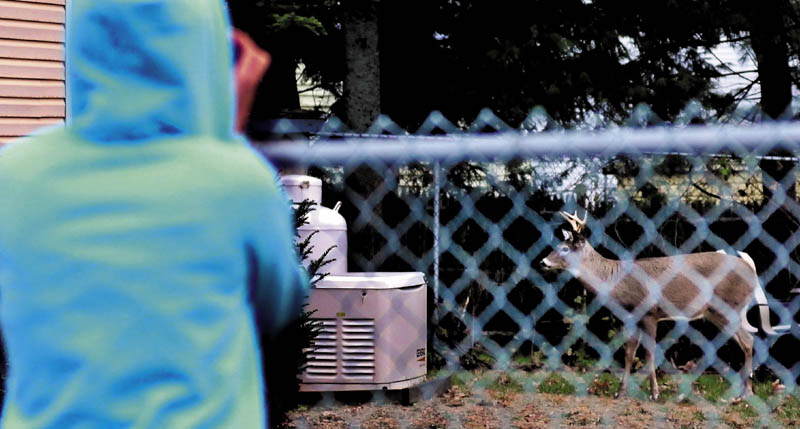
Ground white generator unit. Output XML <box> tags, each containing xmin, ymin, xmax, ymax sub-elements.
<box><xmin>300</xmin><ymin>272</ymin><xmax>428</xmax><ymax>392</ymax></box>
<box><xmin>279</xmin><ymin>174</ymin><xmax>428</xmax><ymax>392</ymax></box>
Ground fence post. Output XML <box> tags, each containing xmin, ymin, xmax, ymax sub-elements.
<box><xmin>433</xmin><ymin>161</ymin><xmax>441</xmax><ymax>312</ymax></box>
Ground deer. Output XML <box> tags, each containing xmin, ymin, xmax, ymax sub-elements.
<box><xmin>539</xmin><ymin>211</ymin><xmax>757</xmax><ymax>400</ymax></box>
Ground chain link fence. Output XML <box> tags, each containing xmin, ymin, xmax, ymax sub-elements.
<box><xmin>258</xmin><ymin>106</ymin><xmax>800</xmax><ymax>427</ymax></box>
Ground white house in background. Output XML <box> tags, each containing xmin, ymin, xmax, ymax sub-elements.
<box><xmin>707</xmin><ymin>43</ymin><xmax>760</xmax><ymax>108</ymax></box>
<box><xmin>0</xmin><ymin>0</ymin><xmax>66</xmax><ymax>144</ymax></box>
<box><xmin>296</xmin><ymin>63</ymin><xmax>334</xmax><ymax>113</ymax></box>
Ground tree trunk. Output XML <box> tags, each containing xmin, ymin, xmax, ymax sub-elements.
<box><xmin>749</xmin><ymin>3</ymin><xmax>793</xmax><ymax>119</ymax></box>
<box><xmin>342</xmin><ymin>0</ymin><xmax>381</xmax><ymax>132</ymax></box>
<box><xmin>341</xmin><ymin>1</ymin><xmax>384</xmax><ymax>271</ymax></box>
<box><xmin>748</xmin><ymin>0</ymin><xmax>796</xmax><ymax>202</ymax></box>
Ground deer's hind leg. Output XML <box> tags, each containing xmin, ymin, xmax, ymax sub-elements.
<box><xmin>731</xmin><ymin>326</ymin><xmax>754</xmax><ymax>397</ymax></box>
<box><xmin>705</xmin><ymin>308</ymin><xmax>754</xmax><ymax>398</ymax></box>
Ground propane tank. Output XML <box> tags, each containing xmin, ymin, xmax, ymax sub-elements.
<box><xmin>279</xmin><ymin>175</ymin><xmax>348</xmax><ymax>274</ymax></box>
<box><xmin>280</xmin><ymin>174</ymin><xmax>322</xmax><ymax>205</ymax></box>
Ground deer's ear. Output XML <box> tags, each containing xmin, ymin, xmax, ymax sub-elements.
<box><xmin>561</xmin><ymin>230</ymin><xmax>573</xmax><ymax>241</ymax></box>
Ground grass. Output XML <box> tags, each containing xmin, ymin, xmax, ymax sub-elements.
<box><xmin>728</xmin><ymin>382</ymin><xmax>800</xmax><ymax>426</ymax></box>
<box><xmin>488</xmin><ymin>373</ymin><xmax>524</xmax><ymax>393</ymax></box>
<box><xmin>511</xmin><ymin>350</ymin><xmax>546</xmax><ymax>370</ymax></box>
<box><xmin>570</xmin><ymin>346</ymin><xmax>598</xmax><ymax>372</ymax></box>
<box><xmin>587</xmin><ymin>372</ymin><xmax>621</xmax><ymax>397</ymax></box>
<box><xmin>728</xmin><ymin>400</ymin><xmax>758</xmax><ymax>420</ymax></box>
<box><xmin>775</xmin><ymin>394</ymin><xmax>800</xmax><ymax>425</ymax></box>
<box><xmin>427</xmin><ymin>369</ymin><xmax>475</xmax><ymax>389</ymax></box>
<box><xmin>483</xmin><ymin>372</ymin><xmax>524</xmax><ymax>404</ymax></box>
<box><xmin>472</xmin><ymin>371</ymin><xmax>524</xmax><ymax>392</ymax></box>
<box><xmin>451</xmin><ymin>371</ymin><xmax>475</xmax><ymax>388</ymax></box>
<box><xmin>425</xmin><ymin>368</ymin><xmax>800</xmax><ymax>426</ymax></box>
<box><xmin>630</xmin><ymin>375</ymin><xmax>679</xmax><ymax>402</ymax></box>
<box><xmin>537</xmin><ymin>372</ymin><xmax>576</xmax><ymax>395</ymax></box>
<box><xmin>511</xmin><ymin>353</ymin><xmax>534</xmax><ymax>366</ymax></box>
<box><xmin>753</xmin><ymin>379</ymin><xmax>774</xmax><ymax>400</ymax></box>
<box><xmin>475</xmin><ymin>352</ymin><xmax>495</xmax><ymax>366</ymax></box>
<box><xmin>692</xmin><ymin>374</ymin><xmax>730</xmax><ymax>402</ymax></box>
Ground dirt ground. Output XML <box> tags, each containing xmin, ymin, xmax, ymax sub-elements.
<box><xmin>282</xmin><ymin>371</ymin><xmax>800</xmax><ymax>428</ymax></box>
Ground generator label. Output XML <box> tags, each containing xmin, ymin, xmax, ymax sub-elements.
<box><xmin>416</xmin><ymin>347</ymin><xmax>426</xmax><ymax>362</ymax></box>
<box><xmin>336</xmin><ymin>312</ymin><xmax>345</xmax><ymax>317</ymax></box>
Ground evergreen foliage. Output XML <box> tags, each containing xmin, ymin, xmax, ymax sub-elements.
<box><xmin>262</xmin><ymin>200</ymin><xmax>333</xmax><ymax>428</ymax></box>
<box><xmin>227</xmin><ymin>1</ymin><xmax>800</xmax><ymax>128</ymax></box>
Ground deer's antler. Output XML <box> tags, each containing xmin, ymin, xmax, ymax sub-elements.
<box><xmin>560</xmin><ymin>210</ymin><xmax>587</xmax><ymax>234</ymax></box>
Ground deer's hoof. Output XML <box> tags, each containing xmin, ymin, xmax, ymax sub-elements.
<box><xmin>650</xmin><ymin>392</ymin><xmax>659</xmax><ymax>401</ymax></box>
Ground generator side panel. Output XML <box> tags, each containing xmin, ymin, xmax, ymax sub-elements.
<box><xmin>301</xmin><ymin>284</ymin><xmax>427</xmax><ymax>389</ymax></box>
<box><xmin>373</xmin><ymin>285</ymin><xmax>427</xmax><ymax>384</ymax></box>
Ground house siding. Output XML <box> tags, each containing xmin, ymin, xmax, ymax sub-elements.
<box><xmin>0</xmin><ymin>0</ymin><xmax>66</xmax><ymax>144</ymax></box>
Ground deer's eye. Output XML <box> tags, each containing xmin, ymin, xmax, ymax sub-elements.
<box><xmin>559</xmin><ymin>246</ymin><xmax>569</xmax><ymax>254</ymax></box>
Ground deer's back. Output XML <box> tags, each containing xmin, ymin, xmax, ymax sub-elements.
<box><xmin>609</xmin><ymin>252</ymin><xmax>755</xmax><ymax>318</ymax></box>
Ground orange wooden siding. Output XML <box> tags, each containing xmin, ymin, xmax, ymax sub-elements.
<box><xmin>0</xmin><ymin>0</ymin><xmax>65</xmax><ymax>142</ymax></box>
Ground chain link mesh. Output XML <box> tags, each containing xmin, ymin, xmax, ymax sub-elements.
<box><xmin>260</xmin><ymin>107</ymin><xmax>800</xmax><ymax>427</ymax></box>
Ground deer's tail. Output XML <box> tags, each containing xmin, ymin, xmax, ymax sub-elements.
<box><xmin>737</xmin><ymin>251</ymin><xmax>763</xmax><ymax>333</ymax></box>
<box><xmin>717</xmin><ymin>250</ymin><xmax>761</xmax><ymax>333</ymax></box>
<box><xmin>735</xmin><ymin>251</ymin><xmax>757</xmax><ymax>276</ymax></box>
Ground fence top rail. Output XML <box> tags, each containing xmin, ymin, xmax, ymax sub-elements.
<box><xmin>255</xmin><ymin>121</ymin><xmax>800</xmax><ymax>165</ymax></box>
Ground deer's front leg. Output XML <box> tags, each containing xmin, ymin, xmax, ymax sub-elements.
<box><xmin>640</xmin><ymin>316</ymin><xmax>659</xmax><ymax>401</ymax></box>
<box><xmin>617</xmin><ymin>334</ymin><xmax>639</xmax><ymax>398</ymax></box>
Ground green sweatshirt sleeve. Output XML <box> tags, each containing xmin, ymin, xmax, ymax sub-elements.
<box><xmin>246</xmin><ymin>168</ymin><xmax>309</xmax><ymax>336</ymax></box>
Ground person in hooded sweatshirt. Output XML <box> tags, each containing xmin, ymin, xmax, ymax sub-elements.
<box><xmin>0</xmin><ymin>0</ymin><xmax>307</xmax><ymax>428</ymax></box>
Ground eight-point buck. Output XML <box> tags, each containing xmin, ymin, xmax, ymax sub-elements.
<box><xmin>540</xmin><ymin>211</ymin><xmax>760</xmax><ymax>400</ymax></box>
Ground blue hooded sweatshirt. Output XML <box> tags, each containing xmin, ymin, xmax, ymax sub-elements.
<box><xmin>0</xmin><ymin>1</ymin><xmax>307</xmax><ymax>427</ymax></box>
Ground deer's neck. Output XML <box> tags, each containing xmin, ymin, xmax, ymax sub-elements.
<box><xmin>574</xmin><ymin>246</ymin><xmax>620</xmax><ymax>295</ymax></box>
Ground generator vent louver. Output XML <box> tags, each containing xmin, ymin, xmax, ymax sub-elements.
<box><xmin>304</xmin><ymin>318</ymin><xmax>375</xmax><ymax>380</ymax></box>
<box><xmin>341</xmin><ymin>319</ymin><xmax>375</xmax><ymax>379</ymax></box>
<box><xmin>305</xmin><ymin>318</ymin><xmax>338</xmax><ymax>377</ymax></box>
